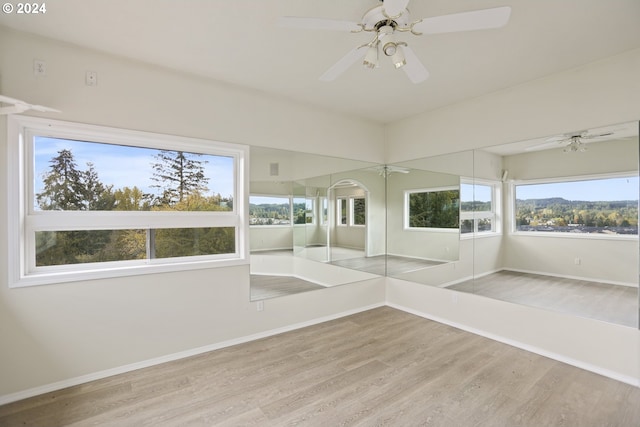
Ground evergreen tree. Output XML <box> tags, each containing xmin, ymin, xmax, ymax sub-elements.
<box><xmin>150</xmin><ymin>150</ymin><xmax>209</xmax><ymax>206</ymax></box>
<box><xmin>84</xmin><ymin>162</ymin><xmax>115</xmax><ymax>210</ymax></box>
<box><xmin>36</xmin><ymin>149</ymin><xmax>85</xmax><ymax>210</ymax></box>
<box><xmin>35</xmin><ymin>149</ymin><xmax>115</xmax><ymax>266</ymax></box>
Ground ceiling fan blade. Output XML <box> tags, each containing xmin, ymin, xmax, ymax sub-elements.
<box><xmin>31</xmin><ymin>104</ymin><xmax>62</xmax><ymax>113</ymax></box>
<box><xmin>525</xmin><ymin>141</ymin><xmax>564</xmax><ymax>152</ymax></box>
<box><xmin>278</xmin><ymin>16</ymin><xmax>361</xmax><ymax>32</ymax></box>
<box><xmin>401</xmin><ymin>46</ymin><xmax>429</xmax><ymax>84</ymax></box>
<box><xmin>582</xmin><ymin>131</ymin><xmax>614</xmax><ymax>140</ymax></box>
<box><xmin>413</xmin><ymin>6</ymin><xmax>511</xmax><ymax>35</ymax></box>
<box><xmin>0</xmin><ymin>94</ymin><xmax>29</xmax><ymax>106</ymax></box>
<box><xmin>382</xmin><ymin>0</ymin><xmax>410</xmax><ymax>18</ymax></box>
<box><xmin>0</xmin><ymin>94</ymin><xmax>60</xmax><ymax>114</ymax></box>
<box><xmin>319</xmin><ymin>46</ymin><xmax>368</xmax><ymax>82</ymax></box>
<box><xmin>0</xmin><ymin>106</ymin><xmax>28</xmax><ymax>115</ymax></box>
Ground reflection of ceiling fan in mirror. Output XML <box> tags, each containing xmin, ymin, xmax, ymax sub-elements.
<box><xmin>526</xmin><ymin>130</ymin><xmax>615</xmax><ymax>153</ymax></box>
<box><xmin>279</xmin><ymin>0</ymin><xmax>511</xmax><ymax>83</ymax></box>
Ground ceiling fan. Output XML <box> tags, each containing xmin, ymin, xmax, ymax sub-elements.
<box><xmin>526</xmin><ymin>130</ymin><xmax>615</xmax><ymax>153</ymax></box>
<box><xmin>279</xmin><ymin>0</ymin><xmax>511</xmax><ymax>83</ymax></box>
<box><xmin>0</xmin><ymin>94</ymin><xmax>61</xmax><ymax>115</ymax></box>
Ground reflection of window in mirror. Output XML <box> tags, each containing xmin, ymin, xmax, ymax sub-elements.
<box><xmin>404</xmin><ymin>187</ymin><xmax>460</xmax><ymax>230</ymax></box>
<box><xmin>249</xmin><ymin>195</ymin><xmax>292</xmax><ymax>226</ymax></box>
<box><xmin>460</xmin><ymin>179</ymin><xmax>501</xmax><ymax>236</ymax></box>
<box><xmin>513</xmin><ymin>174</ymin><xmax>638</xmax><ymax>236</ymax></box>
<box><xmin>293</xmin><ymin>198</ymin><xmax>305</xmax><ymax>224</ymax></box>
<box><xmin>337</xmin><ymin>198</ymin><xmax>348</xmax><ymax>226</ymax></box>
<box><xmin>305</xmin><ymin>198</ymin><xmax>316</xmax><ymax>224</ymax></box>
<box><xmin>319</xmin><ymin>197</ymin><xmax>328</xmax><ymax>225</ymax></box>
<box><xmin>351</xmin><ymin>197</ymin><xmax>366</xmax><ymax>226</ymax></box>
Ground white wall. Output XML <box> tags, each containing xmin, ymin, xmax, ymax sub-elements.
<box><xmin>386</xmin><ymin>48</ymin><xmax>640</xmax><ymax>162</ymax></box>
<box><xmin>386</xmin><ymin>48</ymin><xmax>640</xmax><ymax>384</ymax></box>
<box><xmin>0</xmin><ymin>27</ymin><xmax>386</xmax><ymax>401</ymax></box>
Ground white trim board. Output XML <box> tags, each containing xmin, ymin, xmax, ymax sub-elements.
<box><xmin>502</xmin><ymin>267</ymin><xmax>638</xmax><ymax>288</ymax></box>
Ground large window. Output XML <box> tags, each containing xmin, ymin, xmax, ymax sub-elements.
<box><xmin>460</xmin><ymin>179</ymin><xmax>501</xmax><ymax>235</ymax></box>
<box><xmin>352</xmin><ymin>197</ymin><xmax>366</xmax><ymax>226</ymax></box>
<box><xmin>405</xmin><ymin>187</ymin><xmax>460</xmax><ymax>230</ymax></box>
<box><xmin>336</xmin><ymin>196</ymin><xmax>366</xmax><ymax>226</ymax></box>
<box><xmin>513</xmin><ymin>174</ymin><xmax>638</xmax><ymax>236</ymax></box>
<box><xmin>249</xmin><ymin>195</ymin><xmax>291</xmax><ymax>226</ymax></box>
<box><xmin>8</xmin><ymin>116</ymin><xmax>248</xmax><ymax>287</ymax></box>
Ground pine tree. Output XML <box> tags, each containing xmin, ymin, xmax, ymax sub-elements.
<box><xmin>150</xmin><ymin>150</ymin><xmax>209</xmax><ymax>206</ymax></box>
<box><xmin>84</xmin><ymin>162</ymin><xmax>115</xmax><ymax>210</ymax></box>
<box><xmin>36</xmin><ymin>149</ymin><xmax>85</xmax><ymax>210</ymax></box>
<box><xmin>35</xmin><ymin>149</ymin><xmax>114</xmax><ymax>266</ymax></box>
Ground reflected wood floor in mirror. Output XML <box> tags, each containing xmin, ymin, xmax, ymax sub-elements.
<box><xmin>448</xmin><ymin>270</ymin><xmax>639</xmax><ymax>327</ymax></box>
<box><xmin>250</xmin><ymin>274</ymin><xmax>325</xmax><ymax>300</ymax></box>
<box><xmin>1</xmin><ymin>307</ymin><xmax>639</xmax><ymax>426</ymax></box>
<box><xmin>330</xmin><ymin>254</ymin><xmax>444</xmax><ymax>276</ymax></box>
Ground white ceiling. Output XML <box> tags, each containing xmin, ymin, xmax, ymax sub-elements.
<box><xmin>1</xmin><ymin>0</ymin><xmax>640</xmax><ymax>124</ymax></box>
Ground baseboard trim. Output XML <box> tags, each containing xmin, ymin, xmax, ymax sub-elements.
<box><xmin>0</xmin><ymin>302</ymin><xmax>385</xmax><ymax>406</ymax></box>
<box><xmin>503</xmin><ymin>267</ymin><xmax>638</xmax><ymax>288</ymax></box>
<box><xmin>387</xmin><ymin>302</ymin><xmax>640</xmax><ymax>388</ymax></box>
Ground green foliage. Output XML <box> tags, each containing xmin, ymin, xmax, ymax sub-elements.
<box><xmin>114</xmin><ymin>186</ymin><xmax>151</xmax><ymax>211</ymax></box>
<box><xmin>250</xmin><ymin>203</ymin><xmax>290</xmax><ymax>225</ymax></box>
<box><xmin>515</xmin><ymin>197</ymin><xmax>638</xmax><ymax>232</ymax></box>
<box><xmin>353</xmin><ymin>198</ymin><xmax>366</xmax><ymax>225</ymax></box>
<box><xmin>151</xmin><ymin>150</ymin><xmax>209</xmax><ymax>206</ymax></box>
<box><xmin>293</xmin><ymin>202</ymin><xmax>306</xmax><ymax>225</ymax></box>
<box><xmin>35</xmin><ymin>148</ymin><xmax>235</xmax><ymax>267</ymax></box>
<box><xmin>154</xmin><ymin>227</ymin><xmax>235</xmax><ymax>258</ymax></box>
<box><xmin>409</xmin><ymin>190</ymin><xmax>460</xmax><ymax>229</ymax></box>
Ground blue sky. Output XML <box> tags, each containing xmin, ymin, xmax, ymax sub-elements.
<box><xmin>516</xmin><ymin>177</ymin><xmax>639</xmax><ymax>201</ymax></box>
<box><xmin>34</xmin><ymin>137</ymin><xmax>235</xmax><ymax>198</ymax></box>
<box><xmin>460</xmin><ymin>178</ymin><xmax>638</xmax><ymax>203</ymax></box>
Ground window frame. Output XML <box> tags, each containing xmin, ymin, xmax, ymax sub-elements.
<box><xmin>319</xmin><ymin>196</ymin><xmax>328</xmax><ymax>226</ymax></box>
<box><xmin>8</xmin><ymin>115</ymin><xmax>249</xmax><ymax>288</ymax></box>
<box><xmin>460</xmin><ymin>178</ymin><xmax>502</xmax><ymax>239</ymax></box>
<box><xmin>510</xmin><ymin>172</ymin><xmax>639</xmax><ymax>240</ymax></box>
<box><xmin>305</xmin><ymin>197</ymin><xmax>316</xmax><ymax>225</ymax></box>
<box><xmin>403</xmin><ymin>186</ymin><xmax>460</xmax><ymax>232</ymax></box>
<box><xmin>337</xmin><ymin>197</ymin><xmax>348</xmax><ymax>226</ymax></box>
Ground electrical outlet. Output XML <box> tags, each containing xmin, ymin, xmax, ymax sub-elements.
<box><xmin>33</xmin><ymin>60</ymin><xmax>46</xmax><ymax>76</ymax></box>
<box><xmin>574</xmin><ymin>257</ymin><xmax>581</xmax><ymax>265</ymax></box>
<box><xmin>256</xmin><ymin>300</ymin><xmax>264</xmax><ymax>312</ymax></box>
<box><xmin>85</xmin><ymin>71</ymin><xmax>98</xmax><ymax>86</ymax></box>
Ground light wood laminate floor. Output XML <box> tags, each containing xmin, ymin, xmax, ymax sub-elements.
<box><xmin>449</xmin><ymin>270</ymin><xmax>639</xmax><ymax>328</ymax></box>
<box><xmin>250</xmin><ymin>274</ymin><xmax>326</xmax><ymax>300</ymax></box>
<box><xmin>330</xmin><ymin>254</ymin><xmax>443</xmax><ymax>276</ymax></box>
<box><xmin>1</xmin><ymin>307</ymin><xmax>639</xmax><ymax>426</ymax></box>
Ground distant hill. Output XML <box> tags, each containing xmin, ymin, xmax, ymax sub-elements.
<box><xmin>516</xmin><ymin>198</ymin><xmax>638</xmax><ymax>208</ymax></box>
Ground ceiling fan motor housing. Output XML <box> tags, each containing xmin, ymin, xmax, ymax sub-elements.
<box><xmin>363</xmin><ymin>4</ymin><xmax>410</xmax><ymax>31</ymax></box>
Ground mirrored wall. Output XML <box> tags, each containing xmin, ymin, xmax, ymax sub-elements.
<box><xmin>249</xmin><ymin>147</ymin><xmax>385</xmax><ymax>301</ymax></box>
<box><xmin>249</xmin><ymin>121</ymin><xmax>639</xmax><ymax>329</ymax></box>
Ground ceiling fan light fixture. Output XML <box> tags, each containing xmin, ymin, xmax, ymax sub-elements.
<box><xmin>383</xmin><ymin>41</ymin><xmax>397</xmax><ymax>56</ymax></box>
<box><xmin>391</xmin><ymin>48</ymin><xmax>406</xmax><ymax>68</ymax></box>
<box><xmin>363</xmin><ymin>44</ymin><xmax>379</xmax><ymax>69</ymax></box>
<box><xmin>563</xmin><ymin>137</ymin><xmax>587</xmax><ymax>153</ymax></box>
